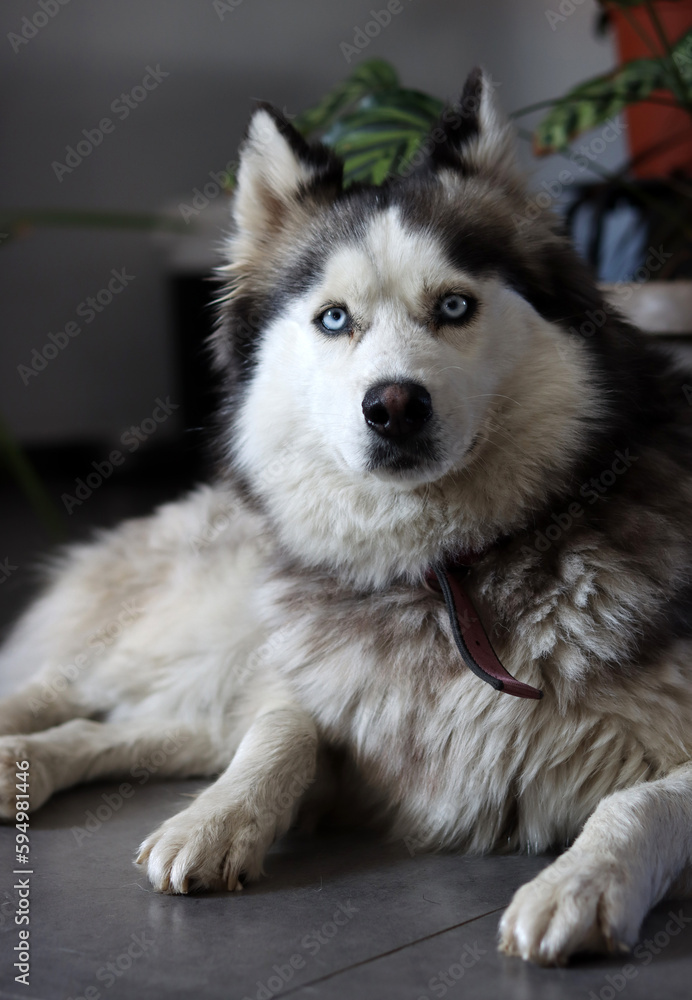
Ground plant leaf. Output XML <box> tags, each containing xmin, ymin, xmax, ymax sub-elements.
<box><xmin>673</xmin><ymin>28</ymin><xmax>692</xmax><ymax>86</ymax></box>
<box><xmin>292</xmin><ymin>59</ymin><xmax>399</xmax><ymax>137</ymax></box>
<box><xmin>314</xmin><ymin>84</ymin><xmax>442</xmax><ymax>185</ymax></box>
<box><xmin>534</xmin><ymin>30</ymin><xmax>692</xmax><ymax>153</ymax></box>
<box><xmin>287</xmin><ymin>60</ymin><xmax>445</xmax><ymax>186</ymax></box>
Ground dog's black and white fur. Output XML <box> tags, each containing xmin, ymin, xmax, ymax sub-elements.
<box><xmin>3</xmin><ymin>69</ymin><xmax>692</xmax><ymax>965</ymax></box>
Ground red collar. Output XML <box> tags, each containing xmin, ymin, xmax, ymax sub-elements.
<box><xmin>425</xmin><ymin>551</ymin><xmax>543</xmax><ymax>701</ymax></box>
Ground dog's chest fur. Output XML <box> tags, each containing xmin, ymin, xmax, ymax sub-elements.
<box><xmin>259</xmin><ymin>539</ymin><xmax>692</xmax><ymax>855</ymax></box>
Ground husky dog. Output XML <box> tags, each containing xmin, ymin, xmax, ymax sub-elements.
<box><xmin>2</xmin><ymin>67</ymin><xmax>692</xmax><ymax>966</ymax></box>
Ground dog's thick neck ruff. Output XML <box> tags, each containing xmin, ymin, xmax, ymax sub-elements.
<box><xmin>426</xmin><ymin>550</ymin><xmax>543</xmax><ymax>701</ymax></box>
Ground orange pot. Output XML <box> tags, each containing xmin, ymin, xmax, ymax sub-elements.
<box><xmin>611</xmin><ymin>1</ymin><xmax>692</xmax><ymax>177</ymax></box>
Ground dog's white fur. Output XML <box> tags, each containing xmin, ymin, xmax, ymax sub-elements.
<box><xmin>231</xmin><ymin>225</ymin><xmax>599</xmax><ymax>588</ymax></box>
<box><xmin>3</xmin><ymin>73</ymin><xmax>692</xmax><ymax>967</ymax></box>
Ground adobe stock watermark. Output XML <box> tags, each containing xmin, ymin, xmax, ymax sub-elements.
<box><xmin>7</xmin><ymin>0</ymin><xmax>71</xmax><ymax>54</ymax></box>
<box><xmin>519</xmin><ymin>449</ymin><xmax>638</xmax><ymax>556</ymax></box>
<box><xmin>544</xmin><ymin>0</ymin><xmax>587</xmax><ymax>31</ymax></box>
<box><xmin>178</xmin><ymin>158</ymin><xmax>235</xmax><ymax>223</ymax></box>
<box><xmin>52</xmin><ymin>65</ymin><xmax>170</xmax><ymax>182</ymax></box>
<box><xmin>178</xmin><ymin>105</ymin><xmax>295</xmax><ymax>222</ymax></box>
<box><xmin>251</xmin><ymin>768</ymin><xmax>313</xmax><ymax>840</ymax></box>
<box><xmin>188</xmin><ymin>446</ymin><xmax>299</xmax><ymax>554</ymax></box>
<box><xmin>0</xmin><ymin>558</ymin><xmax>18</xmax><ymax>585</ymax></box>
<box><xmin>415</xmin><ymin>941</ymin><xmax>486</xmax><ymax>999</ymax></box>
<box><xmin>557</xmin><ymin>245</ymin><xmax>673</xmax><ymax>357</ymax></box>
<box><xmin>241</xmin><ymin>900</ymin><xmax>359</xmax><ymax>1000</ymax></box>
<box><xmin>340</xmin><ymin>0</ymin><xmax>416</xmax><ymax>64</ymax></box>
<box><xmin>61</xmin><ymin>396</ymin><xmax>179</xmax><ymax>513</ymax></box>
<box><xmin>400</xmin><ymin>74</ymin><xmax>502</xmax><ymax>177</ymax></box>
<box><xmin>236</xmin><ymin>624</ymin><xmax>295</xmax><ymax>688</ymax></box>
<box><xmin>17</xmin><ymin>267</ymin><xmax>135</xmax><ymax>385</ymax></box>
<box><xmin>187</xmin><ymin>495</ymin><xmax>243</xmax><ymax>553</ymax></box>
<box><xmin>393</xmin><ymin>448</ymin><xmax>639</xmax><ymax>584</ymax></box>
<box><xmin>513</xmin><ymin>118</ymin><xmax>627</xmax><ymax>231</ymax></box>
<box><xmin>213</xmin><ymin>0</ymin><xmax>244</xmax><ymax>19</ymax></box>
<box><xmin>65</xmin><ymin>930</ymin><xmax>156</xmax><ymax>999</ymax></box>
<box><xmin>70</xmin><ymin>730</ymin><xmax>191</xmax><ymax>845</ymax></box>
<box><xmin>588</xmin><ymin>909</ymin><xmax>692</xmax><ymax>1000</ymax></box>
<box><xmin>29</xmin><ymin>599</ymin><xmax>147</xmax><ymax>715</ymax></box>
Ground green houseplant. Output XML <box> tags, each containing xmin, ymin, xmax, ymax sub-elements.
<box><xmin>530</xmin><ymin>0</ymin><xmax>692</xmax><ymax>279</ymax></box>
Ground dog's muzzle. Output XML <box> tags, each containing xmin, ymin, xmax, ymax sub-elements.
<box><xmin>362</xmin><ymin>380</ymin><xmax>438</xmax><ymax>473</ymax></box>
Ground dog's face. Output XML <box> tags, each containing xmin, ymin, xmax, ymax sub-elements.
<box><xmin>216</xmin><ymin>70</ymin><xmax>605</xmax><ymax>586</ymax></box>
<box><xmin>238</xmin><ymin>208</ymin><xmax>539</xmax><ymax>488</ymax></box>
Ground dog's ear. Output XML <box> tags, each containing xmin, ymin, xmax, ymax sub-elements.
<box><xmin>232</xmin><ymin>104</ymin><xmax>342</xmax><ymax>238</ymax></box>
<box><xmin>424</xmin><ymin>68</ymin><xmax>518</xmax><ymax>184</ymax></box>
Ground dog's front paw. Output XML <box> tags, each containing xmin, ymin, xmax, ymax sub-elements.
<box><xmin>135</xmin><ymin>803</ymin><xmax>270</xmax><ymax>894</ymax></box>
<box><xmin>499</xmin><ymin>852</ymin><xmax>643</xmax><ymax>965</ymax></box>
<box><xmin>0</xmin><ymin>737</ymin><xmax>53</xmax><ymax>820</ymax></box>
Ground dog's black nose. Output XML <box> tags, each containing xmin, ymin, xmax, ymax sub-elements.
<box><xmin>362</xmin><ymin>381</ymin><xmax>432</xmax><ymax>440</ymax></box>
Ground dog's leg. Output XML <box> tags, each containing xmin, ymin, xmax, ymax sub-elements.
<box><xmin>136</xmin><ymin>704</ymin><xmax>318</xmax><ymax>893</ymax></box>
<box><xmin>0</xmin><ymin>718</ymin><xmax>222</xmax><ymax>817</ymax></box>
<box><xmin>0</xmin><ymin>681</ymin><xmax>89</xmax><ymax>736</ymax></box>
<box><xmin>499</xmin><ymin>762</ymin><xmax>692</xmax><ymax>964</ymax></box>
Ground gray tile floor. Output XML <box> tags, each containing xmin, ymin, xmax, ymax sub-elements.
<box><xmin>2</xmin><ymin>476</ymin><xmax>692</xmax><ymax>999</ymax></box>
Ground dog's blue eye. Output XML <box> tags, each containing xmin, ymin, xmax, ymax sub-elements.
<box><xmin>319</xmin><ymin>307</ymin><xmax>350</xmax><ymax>333</ymax></box>
<box><xmin>439</xmin><ymin>294</ymin><xmax>469</xmax><ymax>320</ymax></box>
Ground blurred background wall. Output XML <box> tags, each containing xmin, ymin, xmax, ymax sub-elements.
<box><xmin>0</xmin><ymin>0</ymin><xmax>624</xmax><ymax>447</ymax></box>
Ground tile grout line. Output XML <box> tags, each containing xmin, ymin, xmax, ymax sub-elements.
<box><xmin>279</xmin><ymin>902</ymin><xmax>509</xmax><ymax>998</ymax></box>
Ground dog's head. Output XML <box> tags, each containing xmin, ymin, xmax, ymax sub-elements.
<box><xmin>214</xmin><ymin>69</ymin><xmax>611</xmax><ymax>587</ymax></box>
